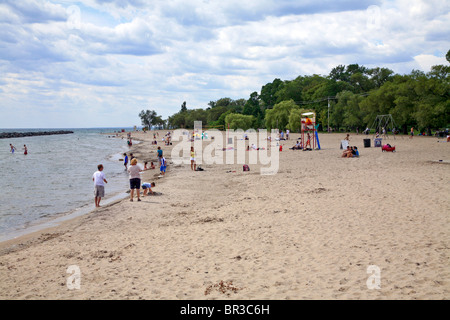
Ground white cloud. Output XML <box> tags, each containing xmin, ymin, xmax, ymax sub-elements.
<box><xmin>0</xmin><ymin>0</ymin><xmax>448</xmax><ymax>128</ymax></box>
<box><xmin>414</xmin><ymin>54</ymin><xmax>448</xmax><ymax>72</ymax></box>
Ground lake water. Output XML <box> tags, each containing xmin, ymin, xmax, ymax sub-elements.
<box><xmin>0</xmin><ymin>128</ymin><xmax>135</xmax><ymax>242</ymax></box>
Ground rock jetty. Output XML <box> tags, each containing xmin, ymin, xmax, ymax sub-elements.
<box><xmin>0</xmin><ymin>130</ymin><xmax>74</xmax><ymax>139</ymax></box>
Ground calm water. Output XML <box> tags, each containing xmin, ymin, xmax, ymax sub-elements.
<box><xmin>0</xmin><ymin>128</ymin><xmax>135</xmax><ymax>241</ymax></box>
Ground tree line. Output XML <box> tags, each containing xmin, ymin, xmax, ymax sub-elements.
<box><xmin>140</xmin><ymin>50</ymin><xmax>449</xmax><ymax>134</ymax></box>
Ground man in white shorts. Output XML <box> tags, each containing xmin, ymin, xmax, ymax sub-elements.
<box><xmin>93</xmin><ymin>164</ymin><xmax>108</xmax><ymax>207</ymax></box>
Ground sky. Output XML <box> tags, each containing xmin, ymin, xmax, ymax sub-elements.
<box><xmin>0</xmin><ymin>0</ymin><xmax>449</xmax><ymax>128</ymax></box>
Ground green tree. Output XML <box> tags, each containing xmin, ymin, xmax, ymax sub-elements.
<box><xmin>265</xmin><ymin>100</ymin><xmax>299</xmax><ymax>130</ymax></box>
<box><xmin>139</xmin><ymin>109</ymin><xmax>158</xmax><ymax>129</ymax></box>
<box><xmin>413</xmin><ymin>66</ymin><xmax>450</xmax><ymax>133</ymax></box>
<box><xmin>329</xmin><ymin>65</ymin><xmax>348</xmax><ymax>82</ymax></box>
<box><xmin>168</xmin><ymin>111</ymin><xmax>187</xmax><ymax>128</ymax></box>
<box><xmin>206</xmin><ymin>106</ymin><xmax>228</xmax><ymax>125</ymax></box>
<box><xmin>184</xmin><ymin>109</ymin><xmax>208</xmax><ymax>128</ymax></box>
<box><xmin>274</xmin><ymin>77</ymin><xmax>303</xmax><ymax>104</ymax></box>
<box><xmin>224</xmin><ymin>113</ymin><xmax>255</xmax><ymax>130</ymax></box>
<box><xmin>339</xmin><ymin>91</ymin><xmax>365</xmax><ymax>130</ymax></box>
<box><xmin>368</xmin><ymin>67</ymin><xmax>394</xmax><ymax>88</ymax></box>
<box><xmin>260</xmin><ymin>78</ymin><xmax>284</xmax><ymax>107</ymax></box>
<box><xmin>180</xmin><ymin>101</ymin><xmax>187</xmax><ymax>113</ymax></box>
<box><xmin>216</xmin><ymin>110</ymin><xmax>234</xmax><ymax>127</ymax></box>
<box><xmin>287</xmin><ymin>108</ymin><xmax>303</xmax><ymax>133</ymax></box>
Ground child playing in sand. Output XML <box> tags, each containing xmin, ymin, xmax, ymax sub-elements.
<box><xmin>142</xmin><ymin>182</ymin><xmax>156</xmax><ymax>196</ymax></box>
<box><xmin>144</xmin><ymin>161</ymin><xmax>156</xmax><ymax>170</ymax></box>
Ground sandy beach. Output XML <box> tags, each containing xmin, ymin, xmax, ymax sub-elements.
<box><xmin>0</xmin><ymin>130</ymin><xmax>448</xmax><ymax>300</ymax></box>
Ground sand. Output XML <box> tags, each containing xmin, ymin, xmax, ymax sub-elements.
<box><xmin>0</xmin><ymin>130</ymin><xmax>448</xmax><ymax>300</ymax></box>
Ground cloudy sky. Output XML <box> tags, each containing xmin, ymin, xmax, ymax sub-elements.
<box><xmin>0</xmin><ymin>0</ymin><xmax>449</xmax><ymax>128</ymax></box>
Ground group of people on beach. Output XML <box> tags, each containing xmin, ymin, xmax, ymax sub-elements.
<box><xmin>9</xmin><ymin>144</ymin><xmax>27</xmax><ymax>155</ymax></box>
<box><xmin>93</xmin><ymin>130</ymin><xmax>202</xmax><ymax>206</ymax></box>
<box><xmin>92</xmin><ymin>133</ymin><xmax>167</xmax><ymax>206</ymax></box>
<box><xmin>93</xmin><ymin>160</ymin><xmax>157</xmax><ymax>206</ymax></box>
<box><xmin>126</xmin><ymin>157</ymin><xmax>158</xmax><ymax>202</ymax></box>
<box><xmin>278</xmin><ymin>129</ymin><xmax>290</xmax><ymax>140</ymax></box>
<box><xmin>341</xmin><ymin>145</ymin><xmax>359</xmax><ymax>158</ymax></box>
<box><xmin>341</xmin><ymin>134</ymin><xmax>359</xmax><ymax>157</ymax></box>
<box><xmin>287</xmin><ymin>133</ymin><xmax>312</xmax><ymax>151</ymax></box>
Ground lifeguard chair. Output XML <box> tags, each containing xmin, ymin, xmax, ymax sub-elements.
<box><xmin>301</xmin><ymin>112</ymin><xmax>317</xmax><ymax>150</ymax></box>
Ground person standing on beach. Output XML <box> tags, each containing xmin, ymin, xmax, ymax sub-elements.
<box><xmin>157</xmin><ymin>146</ymin><xmax>163</xmax><ymax>165</ymax></box>
<box><xmin>410</xmin><ymin>127</ymin><xmax>414</xmax><ymax>139</ymax></box>
<box><xmin>190</xmin><ymin>147</ymin><xmax>196</xmax><ymax>171</ymax></box>
<box><xmin>23</xmin><ymin>144</ymin><xmax>27</xmax><ymax>155</ymax></box>
<box><xmin>123</xmin><ymin>153</ymin><xmax>128</xmax><ymax>170</ymax></box>
<box><xmin>304</xmin><ymin>133</ymin><xmax>311</xmax><ymax>149</ymax></box>
<box><xmin>127</xmin><ymin>158</ymin><xmax>142</xmax><ymax>202</ymax></box>
<box><xmin>9</xmin><ymin>144</ymin><xmax>16</xmax><ymax>153</ymax></box>
<box><xmin>93</xmin><ymin>164</ymin><xmax>108</xmax><ymax>207</ymax></box>
<box><xmin>160</xmin><ymin>156</ymin><xmax>166</xmax><ymax>176</ymax></box>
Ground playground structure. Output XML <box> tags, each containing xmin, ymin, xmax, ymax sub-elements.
<box><xmin>301</xmin><ymin>112</ymin><xmax>321</xmax><ymax>150</ymax></box>
<box><xmin>369</xmin><ymin>114</ymin><xmax>400</xmax><ymax>139</ymax></box>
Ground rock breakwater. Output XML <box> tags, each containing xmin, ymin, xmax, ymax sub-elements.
<box><xmin>0</xmin><ymin>130</ymin><xmax>74</xmax><ymax>139</ymax></box>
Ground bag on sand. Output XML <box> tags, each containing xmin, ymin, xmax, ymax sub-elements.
<box><xmin>243</xmin><ymin>164</ymin><xmax>250</xmax><ymax>171</ymax></box>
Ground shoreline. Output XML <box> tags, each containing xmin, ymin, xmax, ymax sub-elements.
<box><xmin>0</xmin><ymin>131</ymin><xmax>167</xmax><ymax>252</ymax></box>
<box><xmin>0</xmin><ymin>131</ymin><xmax>140</xmax><ymax>245</ymax></box>
<box><xmin>0</xmin><ymin>131</ymin><xmax>448</xmax><ymax>299</ymax></box>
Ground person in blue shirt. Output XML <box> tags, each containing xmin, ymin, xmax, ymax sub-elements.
<box><xmin>142</xmin><ymin>182</ymin><xmax>156</xmax><ymax>196</ymax></box>
<box><xmin>157</xmin><ymin>146</ymin><xmax>163</xmax><ymax>165</ymax></box>
<box><xmin>123</xmin><ymin>153</ymin><xmax>128</xmax><ymax>170</ymax></box>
